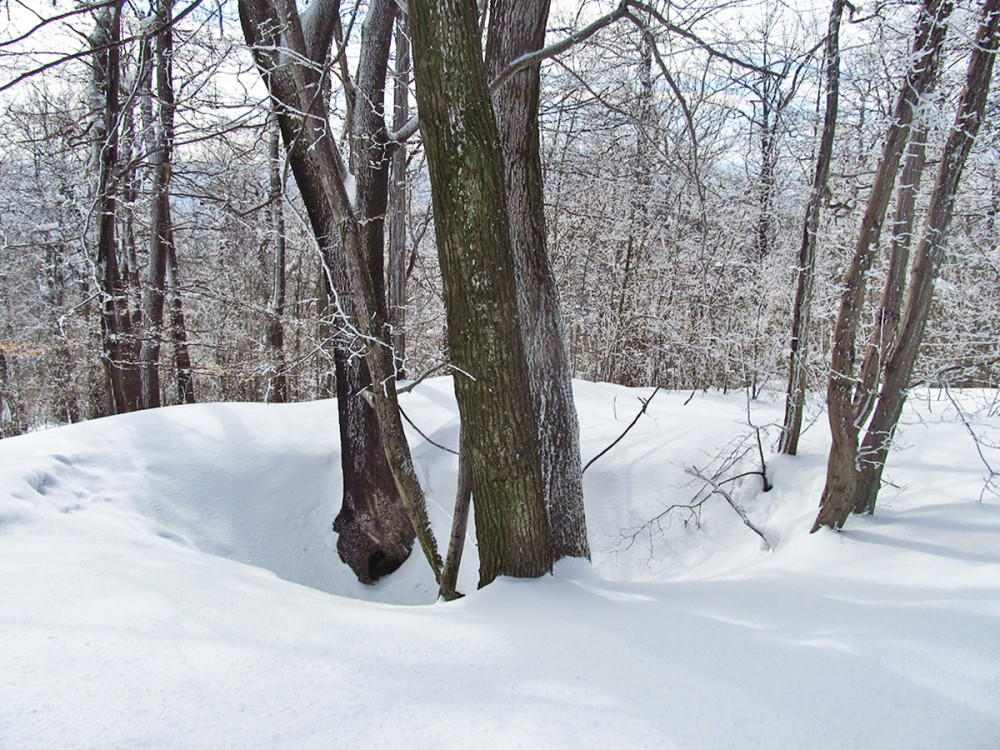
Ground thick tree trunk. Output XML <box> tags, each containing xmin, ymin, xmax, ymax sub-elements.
<box><xmin>780</xmin><ymin>0</ymin><xmax>845</xmax><ymax>456</ymax></box>
<box><xmin>815</xmin><ymin>0</ymin><xmax>952</xmax><ymax>530</ymax></box>
<box><xmin>411</xmin><ymin>0</ymin><xmax>553</xmax><ymax>586</ymax></box>
<box><xmin>485</xmin><ymin>0</ymin><xmax>589</xmax><ymax>561</ymax></box>
<box><xmin>240</xmin><ymin>0</ymin><xmax>441</xmax><ymax>583</ymax></box>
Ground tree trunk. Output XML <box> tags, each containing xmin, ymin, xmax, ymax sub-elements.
<box><xmin>265</xmin><ymin>110</ymin><xmax>289</xmax><ymax>403</ymax></box>
<box><xmin>847</xmin><ymin>0</ymin><xmax>1000</xmax><ymax>519</ymax></box>
<box><xmin>485</xmin><ymin>0</ymin><xmax>589</xmax><ymax>561</ymax></box>
<box><xmin>166</xmin><ymin>241</ymin><xmax>195</xmax><ymax>404</ymax></box>
<box><xmin>815</xmin><ymin>0</ymin><xmax>952</xmax><ymax>530</ymax></box>
<box><xmin>139</xmin><ymin>0</ymin><xmax>175</xmax><ymax>410</ymax></box>
<box><xmin>439</xmin><ymin>432</ymin><xmax>472</xmax><ymax>601</ymax></box>
<box><xmin>780</xmin><ymin>0</ymin><xmax>845</xmax><ymax>456</ymax></box>
<box><xmin>387</xmin><ymin>14</ymin><xmax>410</xmax><ymax>380</ymax></box>
<box><xmin>240</xmin><ymin>0</ymin><xmax>441</xmax><ymax>583</ymax></box>
<box><xmin>91</xmin><ymin>2</ymin><xmax>140</xmax><ymax>415</ymax></box>
<box><xmin>411</xmin><ymin>0</ymin><xmax>553</xmax><ymax>586</ymax></box>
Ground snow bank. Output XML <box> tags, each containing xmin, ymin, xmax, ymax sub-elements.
<box><xmin>2</xmin><ymin>380</ymin><xmax>999</xmax><ymax>748</ymax></box>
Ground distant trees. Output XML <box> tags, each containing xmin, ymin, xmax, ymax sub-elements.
<box><xmin>3</xmin><ymin>0</ymin><xmax>1000</xmax><ymax>566</ymax></box>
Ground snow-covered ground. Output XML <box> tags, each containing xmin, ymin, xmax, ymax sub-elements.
<box><xmin>2</xmin><ymin>379</ymin><xmax>999</xmax><ymax>748</ymax></box>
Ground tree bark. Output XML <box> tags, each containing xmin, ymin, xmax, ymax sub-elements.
<box><xmin>485</xmin><ymin>0</ymin><xmax>589</xmax><ymax>561</ymax></box>
<box><xmin>91</xmin><ymin>1</ymin><xmax>140</xmax><ymax>415</ymax></box>
<box><xmin>166</xmin><ymin>241</ymin><xmax>195</xmax><ymax>404</ymax></box>
<box><xmin>815</xmin><ymin>0</ymin><xmax>952</xmax><ymax>530</ymax></box>
<box><xmin>265</xmin><ymin>109</ymin><xmax>289</xmax><ymax>403</ymax></box>
<box><xmin>846</xmin><ymin>0</ymin><xmax>1000</xmax><ymax>519</ymax></box>
<box><xmin>139</xmin><ymin>0</ymin><xmax>175</xmax><ymax>410</ymax></box>
<box><xmin>240</xmin><ymin>0</ymin><xmax>441</xmax><ymax>583</ymax></box>
<box><xmin>780</xmin><ymin>0</ymin><xmax>845</xmax><ymax>456</ymax></box>
<box><xmin>411</xmin><ymin>0</ymin><xmax>554</xmax><ymax>586</ymax></box>
<box><xmin>387</xmin><ymin>14</ymin><xmax>410</xmax><ymax>379</ymax></box>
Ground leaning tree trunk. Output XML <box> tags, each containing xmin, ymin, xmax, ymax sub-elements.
<box><xmin>240</xmin><ymin>0</ymin><xmax>441</xmax><ymax>583</ymax></box>
<box><xmin>844</xmin><ymin>0</ymin><xmax>1000</xmax><ymax>521</ymax></box>
<box><xmin>779</xmin><ymin>0</ymin><xmax>845</xmax><ymax>456</ymax></box>
<box><xmin>411</xmin><ymin>0</ymin><xmax>553</xmax><ymax>586</ymax></box>
<box><xmin>815</xmin><ymin>0</ymin><xmax>952</xmax><ymax>530</ymax></box>
<box><xmin>485</xmin><ymin>0</ymin><xmax>589</xmax><ymax>562</ymax></box>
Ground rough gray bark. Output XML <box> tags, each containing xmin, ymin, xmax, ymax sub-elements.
<box><xmin>779</xmin><ymin>0</ymin><xmax>845</xmax><ymax>456</ymax></box>
<box><xmin>264</xmin><ymin>110</ymin><xmax>289</xmax><ymax>404</ymax></box>
<box><xmin>485</xmin><ymin>0</ymin><xmax>589</xmax><ymax>561</ymax></box>
<box><xmin>815</xmin><ymin>0</ymin><xmax>952</xmax><ymax>531</ymax></box>
<box><xmin>411</xmin><ymin>0</ymin><xmax>553</xmax><ymax>586</ymax></box>
<box><xmin>240</xmin><ymin>0</ymin><xmax>441</xmax><ymax>583</ymax></box>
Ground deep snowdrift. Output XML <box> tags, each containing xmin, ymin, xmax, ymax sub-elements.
<box><xmin>2</xmin><ymin>379</ymin><xmax>999</xmax><ymax>748</ymax></box>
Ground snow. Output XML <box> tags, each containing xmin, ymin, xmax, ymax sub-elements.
<box><xmin>2</xmin><ymin>379</ymin><xmax>999</xmax><ymax>749</ymax></box>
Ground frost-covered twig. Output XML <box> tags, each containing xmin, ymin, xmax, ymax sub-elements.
<box><xmin>686</xmin><ymin>466</ymin><xmax>773</xmax><ymax>550</ymax></box>
<box><xmin>942</xmin><ymin>383</ymin><xmax>1000</xmax><ymax>502</ymax></box>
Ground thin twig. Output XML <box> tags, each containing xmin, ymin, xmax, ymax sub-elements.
<box><xmin>582</xmin><ymin>387</ymin><xmax>660</xmax><ymax>474</ymax></box>
<box><xmin>687</xmin><ymin>466</ymin><xmax>773</xmax><ymax>550</ymax></box>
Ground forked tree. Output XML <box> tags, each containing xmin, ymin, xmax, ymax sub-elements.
<box><xmin>814</xmin><ymin>0</ymin><xmax>1000</xmax><ymax>530</ymax></box>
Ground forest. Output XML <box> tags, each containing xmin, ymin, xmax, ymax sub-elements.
<box><xmin>3</xmin><ymin>0</ymin><xmax>1000</xmax><ymax>582</ymax></box>
<box><xmin>3</xmin><ymin>0</ymin><xmax>1000</xmax><ymax>746</ymax></box>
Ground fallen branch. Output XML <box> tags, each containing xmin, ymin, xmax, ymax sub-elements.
<box><xmin>583</xmin><ymin>387</ymin><xmax>660</xmax><ymax>474</ymax></box>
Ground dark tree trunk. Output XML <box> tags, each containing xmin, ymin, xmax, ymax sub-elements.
<box><xmin>815</xmin><ymin>0</ymin><xmax>952</xmax><ymax>530</ymax></box>
<box><xmin>139</xmin><ymin>0</ymin><xmax>175</xmax><ymax>410</ymax></box>
<box><xmin>240</xmin><ymin>0</ymin><xmax>441</xmax><ymax>583</ymax></box>
<box><xmin>780</xmin><ymin>0</ymin><xmax>845</xmax><ymax>456</ymax></box>
<box><xmin>166</xmin><ymin>241</ymin><xmax>195</xmax><ymax>404</ymax></box>
<box><xmin>485</xmin><ymin>0</ymin><xmax>589</xmax><ymax>561</ymax></box>
<box><xmin>92</xmin><ymin>2</ymin><xmax>140</xmax><ymax>414</ymax></box>
<box><xmin>411</xmin><ymin>0</ymin><xmax>553</xmax><ymax>586</ymax></box>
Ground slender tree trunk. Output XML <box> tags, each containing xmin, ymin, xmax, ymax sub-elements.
<box><xmin>265</xmin><ymin>110</ymin><xmax>289</xmax><ymax>403</ymax></box>
<box><xmin>439</xmin><ymin>432</ymin><xmax>472</xmax><ymax>601</ymax></box>
<box><xmin>780</xmin><ymin>0</ymin><xmax>845</xmax><ymax>456</ymax></box>
<box><xmin>387</xmin><ymin>14</ymin><xmax>410</xmax><ymax>379</ymax></box>
<box><xmin>92</xmin><ymin>2</ymin><xmax>140</xmax><ymax>414</ymax></box>
<box><xmin>853</xmin><ymin>120</ymin><xmax>930</xmax><ymax>430</ymax></box>
<box><xmin>166</xmin><ymin>241</ymin><xmax>195</xmax><ymax>403</ymax></box>
<box><xmin>815</xmin><ymin>0</ymin><xmax>952</xmax><ymax>530</ymax></box>
<box><xmin>845</xmin><ymin>0</ymin><xmax>1000</xmax><ymax>520</ymax></box>
<box><xmin>485</xmin><ymin>0</ymin><xmax>589</xmax><ymax>561</ymax></box>
<box><xmin>139</xmin><ymin>0</ymin><xmax>175</xmax><ymax>410</ymax></box>
<box><xmin>411</xmin><ymin>0</ymin><xmax>553</xmax><ymax>586</ymax></box>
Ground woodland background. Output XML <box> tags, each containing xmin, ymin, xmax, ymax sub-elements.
<box><xmin>2</xmin><ymin>0</ymin><xmax>997</xmax><ymax>436</ymax></box>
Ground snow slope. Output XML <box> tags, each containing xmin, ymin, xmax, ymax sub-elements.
<box><xmin>2</xmin><ymin>379</ymin><xmax>999</xmax><ymax>748</ymax></box>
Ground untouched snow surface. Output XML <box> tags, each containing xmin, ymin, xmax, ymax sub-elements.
<box><xmin>2</xmin><ymin>379</ymin><xmax>999</xmax><ymax>748</ymax></box>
